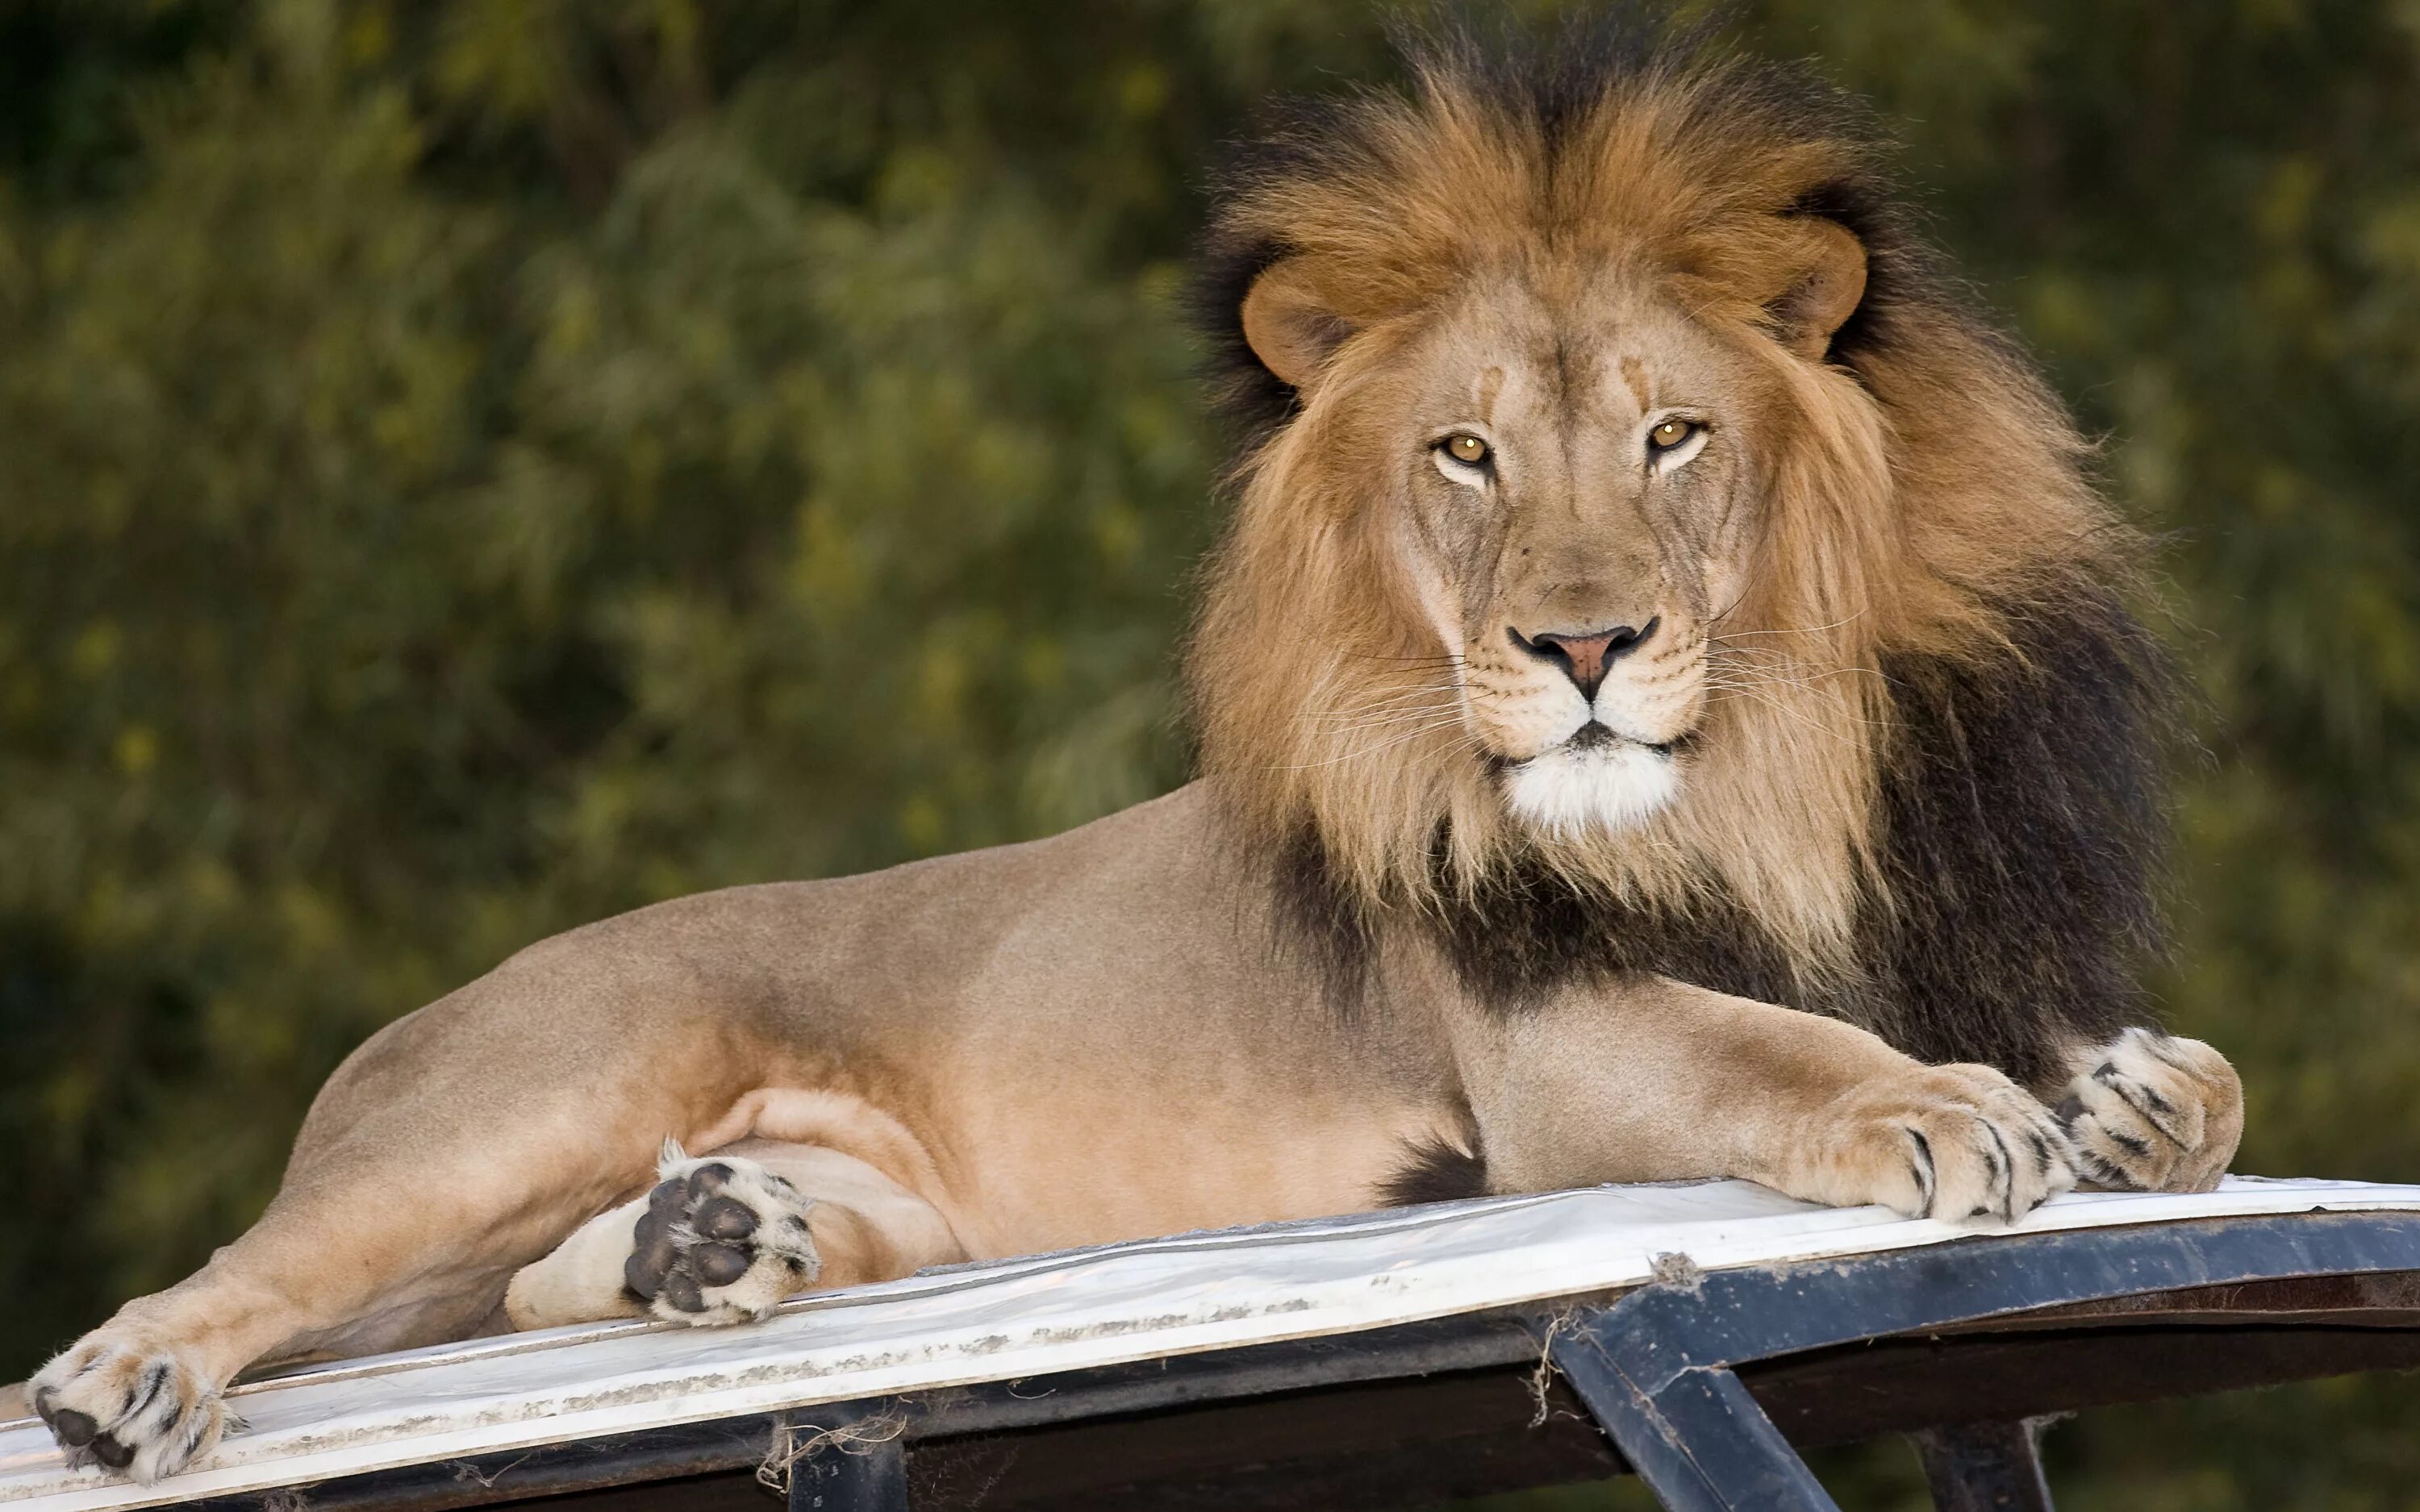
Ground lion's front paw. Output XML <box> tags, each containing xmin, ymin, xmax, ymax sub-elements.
<box><xmin>1788</xmin><ymin>1063</ymin><xmax>2076</xmax><ymax>1226</ymax></box>
<box><xmin>624</xmin><ymin>1144</ymin><xmax>820</xmax><ymax>1327</ymax></box>
<box><xmin>2055</xmin><ymin>1027</ymin><xmax>2242</xmax><ymax>1193</ymax></box>
<box><xmin>30</xmin><ymin>1334</ymin><xmax>225</xmax><ymax>1483</ymax></box>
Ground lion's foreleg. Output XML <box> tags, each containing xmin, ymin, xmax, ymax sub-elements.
<box><xmin>1460</xmin><ymin>975</ymin><xmax>2077</xmax><ymax>1223</ymax></box>
<box><xmin>505</xmin><ymin>1139</ymin><xmax>967</xmax><ymax>1331</ymax></box>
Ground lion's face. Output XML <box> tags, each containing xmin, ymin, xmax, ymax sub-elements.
<box><xmin>1195</xmin><ymin>47</ymin><xmax>2126</xmax><ymax>963</ymax></box>
<box><xmin>1379</xmin><ymin>275</ymin><xmax>1769</xmax><ymax>839</ymax></box>
<box><xmin>1230</xmin><ymin>148</ymin><xmax>1867</xmax><ymax>859</ymax></box>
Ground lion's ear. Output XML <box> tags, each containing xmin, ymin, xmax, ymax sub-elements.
<box><xmin>1771</xmin><ymin>219</ymin><xmax>1868</xmax><ymax>362</ymax></box>
<box><xmin>1241</xmin><ymin>257</ymin><xmax>1353</xmax><ymax>389</ymax></box>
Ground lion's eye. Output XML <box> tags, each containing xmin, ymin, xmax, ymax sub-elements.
<box><xmin>1647</xmin><ymin>419</ymin><xmax>1696</xmax><ymax>452</ymax></box>
<box><xmin>1442</xmin><ymin>433</ymin><xmax>1490</xmax><ymax>466</ymax></box>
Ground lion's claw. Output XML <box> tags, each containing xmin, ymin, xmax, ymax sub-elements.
<box><xmin>1786</xmin><ymin>1061</ymin><xmax>2077</xmax><ymax>1225</ymax></box>
<box><xmin>30</xmin><ymin>1338</ymin><xmax>225</xmax><ymax>1483</ymax></box>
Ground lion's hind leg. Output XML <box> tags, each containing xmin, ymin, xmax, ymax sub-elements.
<box><xmin>503</xmin><ymin>1139</ymin><xmax>966</xmax><ymax>1331</ymax></box>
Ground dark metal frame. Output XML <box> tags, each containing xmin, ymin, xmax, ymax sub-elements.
<box><xmin>1547</xmin><ymin>1211</ymin><xmax>2420</xmax><ymax>1511</ymax></box>
<box><xmin>174</xmin><ymin>1211</ymin><xmax>2420</xmax><ymax>1512</ymax></box>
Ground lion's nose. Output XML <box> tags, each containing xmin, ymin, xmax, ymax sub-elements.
<box><xmin>1512</xmin><ymin>618</ymin><xmax>1659</xmax><ymax>701</ymax></box>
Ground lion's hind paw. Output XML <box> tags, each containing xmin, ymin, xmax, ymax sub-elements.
<box><xmin>31</xmin><ymin>1336</ymin><xmax>224</xmax><ymax>1483</ymax></box>
<box><xmin>624</xmin><ymin>1144</ymin><xmax>821</xmax><ymax>1327</ymax></box>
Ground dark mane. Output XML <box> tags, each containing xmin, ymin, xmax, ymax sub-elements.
<box><xmin>1274</xmin><ymin>580</ymin><xmax>2173</xmax><ymax>1088</ymax></box>
<box><xmin>1206</xmin><ymin>18</ymin><xmax>2181</xmax><ymax>1091</ymax></box>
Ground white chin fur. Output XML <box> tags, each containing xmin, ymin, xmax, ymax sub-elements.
<box><xmin>1503</xmin><ymin>740</ymin><xmax>1679</xmax><ymax>839</ymax></box>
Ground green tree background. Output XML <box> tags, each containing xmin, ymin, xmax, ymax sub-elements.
<box><xmin>4</xmin><ymin>1</ymin><xmax>2418</xmax><ymax>1506</ymax></box>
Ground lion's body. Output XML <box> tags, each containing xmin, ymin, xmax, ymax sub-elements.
<box><xmin>33</xmin><ymin>23</ymin><xmax>2243</xmax><ymax>1485</ymax></box>
<box><xmin>233</xmin><ymin>791</ymin><xmax>1449</xmax><ymax>1348</ymax></box>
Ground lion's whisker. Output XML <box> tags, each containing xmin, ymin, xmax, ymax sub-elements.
<box><xmin>1335</xmin><ymin>650</ymin><xmax>1470</xmax><ymax>666</ymax></box>
<box><xmin>1700</xmin><ymin>683</ymin><xmax>1881</xmax><ymax>741</ymax></box>
<box><xmin>1281</xmin><ymin>714</ymin><xmax>1487</xmax><ymax>770</ymax></box>
<box><xmin>1703</xmin><ymin>664</ymin><xmax>1885</xmax><ymax>692</ymax></box>
<box><xmin>1710</xmin><ymin>608</ymin><xmax>1871</xmax><ymax>641</ymax></box>
<box><xmin>1303</xmin><ymin>692</ymin><xmax>1466</xmax><ymax>728</ymax></box>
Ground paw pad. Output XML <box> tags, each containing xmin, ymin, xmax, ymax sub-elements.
<box><xmin>624</xmin><ymin>1150</ymin><xmax>820</xmax><ymax>1327</ymax></box>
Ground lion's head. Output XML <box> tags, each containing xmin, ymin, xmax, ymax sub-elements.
<box><xmin>1188</xmin><ymin>23</ymin><xmax>2168</xmax><ymax>1068</ymax></box>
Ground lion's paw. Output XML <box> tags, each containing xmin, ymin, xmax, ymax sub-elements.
<box><xmin>31</xmin><ymin>1334</ymin><xmax>225</xmax><ymax>1483</ymax></box>
<box><xmin>2055</xmin><ymin>1027</ymin><xmax>2242</xmax><ymax>1193</ymax></box>
<box><xmin>624</xmin><ymin>1143</ymin><xmax>820</xmax><ymax>1327</ymax></box>
<box><xmin>1792</xmin><ymin>1063</ymin><xmax>2076</xmax><ymax>1226</ymax></box>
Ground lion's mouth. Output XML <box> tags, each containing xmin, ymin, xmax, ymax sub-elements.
<box><xmin>1563</xmin><ymin>721</ymin><xmax>1684</xmax><ymax>759</ymax></box>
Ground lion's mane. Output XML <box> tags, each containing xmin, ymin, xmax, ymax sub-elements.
<box><xmin>1184</xmin><ymin>18</ymin><xmax>2174</xmax><ymax>1090</ymax></box>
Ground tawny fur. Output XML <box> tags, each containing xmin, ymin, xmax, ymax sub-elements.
<box><xmin>28</xmin><ymin>24</ymin><xmax>2240</xmax><ymax>1486</ymax></box>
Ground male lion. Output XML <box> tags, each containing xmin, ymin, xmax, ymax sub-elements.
<box><xmin>34</xmin><ymin>25</ymin><xmax>2241</xmax><ymax>1483</ymax></box>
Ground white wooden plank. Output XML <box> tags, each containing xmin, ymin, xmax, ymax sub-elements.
<box><xmin>6</xmin><ymin>1176</ymin><xmax>2418</xmax><ymax>1510</ymax></box>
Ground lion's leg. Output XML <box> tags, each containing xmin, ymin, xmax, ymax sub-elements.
<box><xmin>2047</xmin><ymin>1027</ymin><xmax>2242</xmax><ymax>1193</ymax></box>
<box><xmin>28</xmin><ymin>1151</ymin><xmax>626</xmax><ymax>1483</ymax></box>
<box><xmin>1463</xmin><ymin>975</ymin><xmax>2076</xmax><ymax>1223</ymax></box>
<box><xmin>505</xmin><ymin>1139</ymin><xmax>966</xmax><ymax>1331</ymax></box>
<box><xmin>30</xmin><ymin>964</ymin><xmax>782</xmax><ymax>1480</ymax></box>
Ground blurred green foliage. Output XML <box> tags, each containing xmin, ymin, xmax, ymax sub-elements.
<box><xmin>3</xmin><ymin>1</ymin><xmax>2418</xmax><ymax>1505</ymax></box>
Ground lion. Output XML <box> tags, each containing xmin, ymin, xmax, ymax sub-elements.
<box><xmin>31</xmin><ymin>23</ymin><xmax>2240</xmax><ymax>1483</ymax></box>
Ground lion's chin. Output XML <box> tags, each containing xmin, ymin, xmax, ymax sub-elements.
<box><xmin>1502</xmin><ymin>737</ymin><xmax>1679</xmax><ymax>841</ymax></box>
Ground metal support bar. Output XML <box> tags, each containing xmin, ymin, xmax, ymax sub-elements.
<box><xmin>781</xmin><ymin>1405</ymin><xmax>911</xmax><ymax>1512</ymax></box>
<box><xmin>1911</xmin><ymin>1419</ymin><xmax>2055</xmax><ymax>1512</ymax></box>
<box><xmin>1551</xmin><ymin>1214</ymin><xmax>2420</xmax><ymax>1512</ymax></box>
<box><xmin>1553</xmin><ymin>1340</ymin><xmax>1838</xmax><ymax>1512</ymax></box>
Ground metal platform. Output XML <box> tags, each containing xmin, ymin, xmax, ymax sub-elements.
<box><xmin>7</xmin><ymin>1177</ymin><xmax>2420</xmax><ymax>1511</ymax></box>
